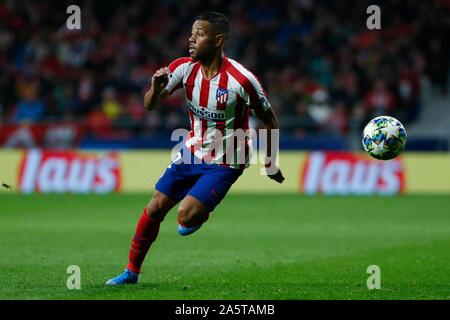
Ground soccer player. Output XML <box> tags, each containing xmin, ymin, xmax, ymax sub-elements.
<box><xmin>106</xmin><ymin>11</ymin><xmax>284</xmax><ymax>285</ymax></box>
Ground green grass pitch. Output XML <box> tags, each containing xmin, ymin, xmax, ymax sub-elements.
<box><xmin>0</xmin><ymin>193</ymin><xmax>449</xmax><ymax>300</ymax></box>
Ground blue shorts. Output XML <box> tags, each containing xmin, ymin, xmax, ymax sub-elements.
<box><xmin>155</xmin><ymin>148</ymin><xmax>244</xmax><ymax>211</ymax></box>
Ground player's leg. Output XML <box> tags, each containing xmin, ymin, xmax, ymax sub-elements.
<box><xmin>126</xmin><ymin>191</ymin><xmax>178</xmax><ymax>274</ymax></box>
<box><xmin>176</xmin><ymin>167</ymin><xmax>243</xmax><ymax>236</ymax></box>
<box><xmin>106</xmin><ymin>190</ymin><xmax>177</xmax><ymax>285</ymax></box>
<box><xmin>106</xmin><ymin>150</ymin><xmax>198</xmax><ymax>285</ymax></box>
<box><xmin>177</xmin><ymin>195</ymin><xmax>210</xmax><ymax>236</ymax></box>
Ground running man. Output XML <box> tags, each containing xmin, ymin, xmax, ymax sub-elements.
<box><xmin>106</xmin><ymin>11</ymin><xmax>284</xmax><ymax>285</ymax></box>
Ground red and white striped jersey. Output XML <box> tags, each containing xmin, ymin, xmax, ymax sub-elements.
<box><xmin>165</xmin><ymin>56</ymin><xmax>271</xmax><ymax>169</ymax></box>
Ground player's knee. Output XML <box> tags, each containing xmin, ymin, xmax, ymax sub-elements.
<box><xmin>177</xmin><ymin>207</ymin><xmax>210</xmax><ymax>228</ymax></box>
<box><xmin>177</xmin><ymin>211</ymin><xmax>202</xmax><ymax>236</ymax></box>
<box><xmin>146</xmin><ymin>195</ymin><xmax>169</xmax><ymax>221</ymax></box>
<box><xmin>177</xmin><ymin>207</ymin><xmax>195</xmax><ymax>227</ymax></box>
<box><xmin>146</xmin><ymin>203</ymin><xmax>164</xmax><ymax>221</ymax></box>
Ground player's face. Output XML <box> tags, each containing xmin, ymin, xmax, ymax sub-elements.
<box><xmin>189</xmin><ymin>20</ymin><xmax>216</xmax><ymax>61</ymax></box>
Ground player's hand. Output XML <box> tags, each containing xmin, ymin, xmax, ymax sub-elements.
<box><xmin>151</xmin><ymin>67</ymin><xmax>170</xmax><ymax>93</ymax></box>
<box><xmin>267</xmin><ymin>166</ymin><xmax>285</xmax><ymax>184</ymax></box>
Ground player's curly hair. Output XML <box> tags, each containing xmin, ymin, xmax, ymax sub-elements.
<box><xmin>196</xmin><ymin>11</ymin><xmax>229</xmax><ymax>39</ymax></box>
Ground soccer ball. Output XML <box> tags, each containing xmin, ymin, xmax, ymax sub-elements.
<box><xmin>362</xmin><ymin>116</ymin><xmax>407</xmax><ymax>160</ymax></box>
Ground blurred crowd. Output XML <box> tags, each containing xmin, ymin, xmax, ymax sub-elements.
<box><xmin>0</xmin><ymin>0</ymin><xmax>449</xmax><ymax>138</ymax></box>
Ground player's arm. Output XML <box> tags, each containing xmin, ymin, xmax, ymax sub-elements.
<box><xmin>144</xmin><ymin>67</ymin><xmax>171</xmax><ymax>111</ymax></box>
<box><xmin>254</xmin><ymin>107</ymin><xmax>285</xmax><ymax>184</ymax></box>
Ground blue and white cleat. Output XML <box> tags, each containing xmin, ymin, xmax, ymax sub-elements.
<box><xmin>106</xmin><ymin>269</ymin><xmax>139</xmax><ymax>285</ymax></box>
<box><xmin>177</xmin><ymin>224</ymin><xmax>201</xmax><ymax>236</ymax></box>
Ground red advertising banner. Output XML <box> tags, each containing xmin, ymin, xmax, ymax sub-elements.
<box><xmin>18</xmin><ymin>150</ymin><xmax>121</xmax><ymax>194</ymax></box>
<box><xmin>0</xmin><ymin>123</ymin><xmax>84</xmax><ymax>149</ymax></box>
<box><xmin>301</xmin><ymin>152</ymin><xmax>405</xmax><ymax>195</ymax></box>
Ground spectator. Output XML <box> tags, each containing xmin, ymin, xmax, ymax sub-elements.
<box><xmin>12</xmin><ymin>78</ymin><xmax>45</xmax><ymax>123</ymax></box>
<box><xmin>308</xmin><ymin>88</ymin><xmax>332</xmax><ymax>129</ymax></box>
<box><xmin>101</xmin><ymin>87</ymin><xmax>121</xmax><ymax>122</ymax></box>
<box><xmin>289</xmin><ymin>100</ymin><xmax>318</xmax><ymax>137</ymax></box>
<box><xmin>328</xmin><ymin>101</ymin><xmax>349</xmax><ymax>135</ymax></box>
<box><xmin>365</xmin><ymin>79</ymin><xmax>395</xmax><ymax>119</ymax></box>
<box><xmin>398</xmin><ymin>64</ymin><xmax>421</xmax><ymax>123</ymax></box>
<box><xmin>0</xmin><ymin>0</ymin><xmax>448</xmax><ymax>140</ymax></box>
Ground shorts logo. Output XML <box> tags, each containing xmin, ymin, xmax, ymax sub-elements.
<box><xmin>216</xmin><ymin>87</ymin><xmax>228</xmax><ymax>103</ymax></box>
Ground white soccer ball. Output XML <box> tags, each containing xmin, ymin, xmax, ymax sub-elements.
<box><xmin>362</xmin><ymin>116</ymin><xmax>407</xmax><ymax>160</ymax></box>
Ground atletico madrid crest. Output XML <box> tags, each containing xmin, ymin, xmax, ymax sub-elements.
<box><xmin>216</xmin><ymin>87</ymin><xmax>228</xmax><ymax>103</ymax></box>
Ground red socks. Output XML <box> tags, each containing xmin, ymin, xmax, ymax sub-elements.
<box><xmin>127</xmin><ymin>208</ymin><xmax>161</xmax><ymax>274</ymax></box>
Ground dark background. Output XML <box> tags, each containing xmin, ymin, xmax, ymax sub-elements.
<box><xmin>1</xmin><ymin>0</ymin><xmax>449</xmax><ymax>150</ymax></box>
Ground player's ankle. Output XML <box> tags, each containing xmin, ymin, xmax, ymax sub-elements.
<box><xmin>126</xmin><ymin>264</ymin><xmax>141</xmax><ymax>275</ymax></box>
